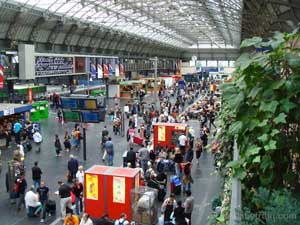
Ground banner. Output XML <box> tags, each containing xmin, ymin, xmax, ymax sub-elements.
<box><xmin>90</xmin><ymin>64</ymin><xmax>96</xmax><ymax>79</ymax></box>
<box><xmin>158</xmin><ymin>126</ymin><xmax>166</xmax><ymax>141</ymax></box>
<box><xmin>36</xmin><ymin>56</ymin><xmax>73</xmax><ymax>76</ymax></box>
<box><xmin>108</xmin><ymin>63</ymin><xmax>113</xmax><ymax>76</ymax></box>
<box><xmin>28</xmin><ymin>88</ymin><xmax>33</xmax><ymax>103</ymax></box>
<box><xmin>103</xmin><ymin>64</ymin><xmax>109</xmax><ymax>78</ymax></box>
<box><xmin>115</xmin><ymin>64</ymin><xmax>120</xmax><ymax>77</ymax></box>
<box><xmin>0</xmin><ymin>63</ymin><xmax>4</xmax><ymax>89</ymax></box>
<box><xmin>119</xmin><ymin>64</ymin><xmax>124</xmax><ymax>76</ymax></box>
<box><xmin>86</xmin><ymin>174</ymin><xmax>98</xmax><ymax>200</ymax></box>
<box><xmin>113</xmin><ymin>176</ymin><xmax>125</xmax><ymax>203</ymax></box>
<box><xmin>97</xmin><ymin>64</ymin><xmax>103</xmax><ymax>79</ymax></box>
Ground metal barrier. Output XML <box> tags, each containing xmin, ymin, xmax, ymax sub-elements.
<box><xmin>230</xmin><ymin>141</ymin><xmax>242</xmax><ymax>225</ymax></box>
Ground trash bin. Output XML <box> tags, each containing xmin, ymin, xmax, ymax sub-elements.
<box><xmin>30</xmin><ymin>103</ymin><xmax>40</xmax><ymax>121</ymax></box>
<box><xmin>39</xmin><ymin>101</ymin><xmax>49</xmax><ymax>119</ymax></box>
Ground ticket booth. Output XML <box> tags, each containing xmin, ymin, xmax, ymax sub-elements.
<box><xmin>85</xmin><ymin>165</ymin><xmax>141</xmax><ymax>221</ymax></box>
<box><xmin>153</xmin><ymin>123</ymin><xmax>188</xmax><ymax>150</ymax></box>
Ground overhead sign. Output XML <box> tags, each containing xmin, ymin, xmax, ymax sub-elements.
<box><xmin>61</xmin><ymin>98</ymin><xmax>78</xmax><ymax>109</ymax></box>
<box><xmin>35</xmin><ymin>56</ymin><xmax>73</xmax><ymax>76</ymax></box>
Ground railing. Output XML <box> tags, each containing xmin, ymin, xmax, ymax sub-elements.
<box><xmin>230</xmin><ymin>140</ymin><xmax>242</xmax><ymax>225</ymax></box>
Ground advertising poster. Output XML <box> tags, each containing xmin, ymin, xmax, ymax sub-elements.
<box><xmin>113</xmin><ymin>176</ymin><xmax>125</xmax><ymax>203</ymax></box>
<box><xmin>158</xmin><ymin>126</ymin><xmax>166</xmax><ymax>142</ymax></box>
<box><xmin>35</xmin><ymin>56</ymin><xmax>73</xmax><ymax>76</ymax></box>
<box><xmin>97</xmin><ymin>64</ymin><xmax>103</xmax><ymax>79</ymax></box>
<box><xmin>115</xmin><ymin>64</ymin><xmax>120</xmax><ymax>77</ymax></box>
<box><xmin>103</xmin><ymin>64</ymin><xmax>109</xmax><ymax>78</ymax></box>
<box><xmin>90</xmin><ymin>57</ymin><xmax>97</xmax><ymax>80</ymax></box>
<box><xmin>86</xmin><ymin>174</ymin><xmax>98</xmax><ymax>200</ymax></box>
<box><xmin>119</xmin><ymin>64</ymin><xmax>124</xmax><ymax>76</ymax></box>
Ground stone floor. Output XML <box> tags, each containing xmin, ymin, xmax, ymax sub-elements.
<box><xmin>0</xmin><ymin>97</ymin><xmax>221</xmax><ymax>225</ymax></box>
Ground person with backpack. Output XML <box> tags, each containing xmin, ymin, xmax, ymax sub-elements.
<box><xmin>114</xmin><ymin>213</ymin><xmax>129</xmax><ymax>225</ymax></box>
<box><xmin>54</xmin><ymin>134</ymin><xmax>62</xmax><ymax>157</ymax></box>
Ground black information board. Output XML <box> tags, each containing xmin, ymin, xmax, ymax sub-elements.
<box><xmin>35</xmin><ymin>56</ymin><xmax>73</xmax><ymax>76</ymax></box>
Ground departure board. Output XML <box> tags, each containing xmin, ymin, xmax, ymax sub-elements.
<box><xmin>63</xmin><ymin>111</ymin><xmax>81</xmax><ymax>122</ymax></box>
<box><xmin>81</xmin><ymin>111</ymin><xmax>100</xmax><ymax>123</ymax></box>
<box><xmin>61</xmin><ymin>98</ymin><xmax>78</xmax><ymax>109</ymax></box>
<box><xmin>78</xmin><ymin>99</ymin><xmax>97</xmax><ymax>110</ymax></box>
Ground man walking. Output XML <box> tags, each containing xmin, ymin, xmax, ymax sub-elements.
<box><xmin>58</xmin><ymin>180</ymin><xmax>72</xmax><ymax>219</ymax></box>
<box><xmin>37</xmin><ymin>181</ymin><xmax>49</xmax><ymax>223</ymax></box>
<box><xmin>104</xmin><ymin>137</ymin><xmax>114</xmax><ymax>166</ymax></box>
<box><xmin>32</xmin><ymin>161</ymin><xmax>42</xmax><ymax>190</ymax></box>
<box><xmin>126</xmin><ymin>147</ymin><xmax>136</xmax><ymax>168</ymax></box>
<box><xmin>184</xmin><ymin>190</ymin><xmax>194</xmax><ymax>225</ymax></box>
<box><xmin>68</xmin><ymin>155</ymin><xmax>79</xmax><ymax>182</ymax></box>
<box><xmin>16</xmin><ymin>175</ymin><xmax>27</xmax><ymax>211</ymax></box>
<box><xmin>13</xmin><ymin>120</ymin><xmax>22</xmax><ymax>144</ymax></box>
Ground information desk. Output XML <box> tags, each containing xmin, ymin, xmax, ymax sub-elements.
<box><xmin>153</xmin><ymin>123</ymin><xmax>188</xmax><ymax>150</ymax></box>
<box><xmin>85</xmin><ymin>165</ymin><xmax>140</xmax><ymax>221</ymax></box>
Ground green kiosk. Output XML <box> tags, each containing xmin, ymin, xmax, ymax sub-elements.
<box><xmin>30</xmin><ymin>101</ymin><xmax>49</xmax><ymax>121</ymax></box>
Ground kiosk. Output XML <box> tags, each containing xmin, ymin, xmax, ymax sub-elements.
<box><xmin>85</xmin><ymin>165</ymin><xmax>140</xmax><ymax>221</ymax></box>
<box><xmin>153</xmin><ymin>123</ymin><xmax>188</xmax><ymax>150</ymax></box>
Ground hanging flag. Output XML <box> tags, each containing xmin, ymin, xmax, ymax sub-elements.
<box><xmin>90</xmin><ymin>63</ymin><xmax>97</xmax><ymax>80</ymax></box>
<box><xmin>0</xmin><ymin>57</ymin><xmax>4</xmax><ymax>89</ymax></box>
<box><xmin>115</xmin><ymin>64</ymin><xmax>120</xmax><ymax>77</ymax></box>
<box><xmin>97</xmin><ymin>64</ymin><xmax>103</xmax><ymax>78</ymax></box>
<box><xmin>108</xmin><ymin>63</ymin><xmax>113</xmax><ymax>76</ymax></box>
<box><xmin>103</xmin><ymin>64</ymin><xmax>109</xmax><ymax>78</ymax></box>
<box><xmin>119</xmin><ymin>64</ymin><xmax>124</xmax><ymax>76</ymax></box>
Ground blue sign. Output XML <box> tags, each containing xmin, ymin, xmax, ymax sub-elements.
<box><xmin>61</xmin><ymin>98</ymin><xmax>78</xmax><ymax>109</ymax></box>
<box><xmin>81</xmin><ymin>111</ymin><xmax>100</xmax><ymax>123</ymax></box>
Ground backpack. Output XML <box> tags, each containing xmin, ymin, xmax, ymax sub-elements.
<box><xmin>55</xmin><ymin>140</ymin><xmax>61</xmax><ymax>149</ymax></box>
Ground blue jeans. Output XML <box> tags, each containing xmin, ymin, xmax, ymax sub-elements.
<box><xmin>107</xmin><ymin>154</ymin><xmax>114</xmax><ymax>166</ymax></box>
<box><xmin>75</xmin><ymin>196</ymin><xmax>82</xmax><ymax>215</ymax></box>
<box><xmin>175</xmin><ymin>163</ymin><xmax>181</xmax><ymax>177</ymax></box>
<box><xmin>183</xmin><ymin>183</ymin><xmax>191</xmax><ymax>192</ymax></box>
<box><xmin>33</xmin><ymin>179</ymin><xmax>40</xmax><ymax>190</ymax></box>
<box><xmin>141</xmin><ymin>159</ymin><xmax>148</xmax><ymax>172</ymax></box>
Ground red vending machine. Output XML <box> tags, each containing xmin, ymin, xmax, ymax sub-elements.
<box><xmin>85</xmin><ymin>165</ymin><xmax>141</xmax><ymax>221</ymax></box>
<box><xmin>153</xmin><ymin>123</ymin><xmax>188</xmax><ymax>150</ymax></box>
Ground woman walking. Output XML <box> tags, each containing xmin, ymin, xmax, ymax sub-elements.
<box><xmin>54</xmin><ymin>134</ymin><xmax>62</xmax><ymax>157</ymax></box>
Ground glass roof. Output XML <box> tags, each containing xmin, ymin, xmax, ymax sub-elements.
<box><xmin>11</xmin><ymin>0</ymin><xmax>243</xmax><ymax>48</ymax></box>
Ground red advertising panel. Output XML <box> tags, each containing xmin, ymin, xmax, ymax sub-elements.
<box><xmin>74</xmin><ymin>57</ymin><xmax>86</xmax><ymax>73</ymax></box>
<box><xmin>103</xmin><ymin>64</ymin><xmax>109</xmax><ymax>78</ymax></box>
<box><xmin>28</xmin><ymin>88</ymin><xmax>33</xmax><ymax>103</ymax></box>
<box><xmin>0</xmin><ymin>65</ymin><xmax>4</xmax><ymax>89</ymax></box>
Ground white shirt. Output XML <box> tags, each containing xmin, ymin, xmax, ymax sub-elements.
<box><xmin>25</xmin><ymin>190</ymin><xmax>40</xmax><ymax>208</ymax></box>
<box><xmin>33</xmin><ymin>132</ymin><xmax>43</xmax><ymax>143</ymax></box>
<box><xmin>114</xmin><ymin>219</ymin><xmax>129</xmax><ymax>225</ymax></box>
<box><xmin>76</xmin><ymin>170</ymin><xmax>84</xmax><ymax>185</ymax></box>
<box><xmin>178</xmin><ymin>135</ymin><xmax>187</xmax><ymax>146</ymax></box>
<box><xmin>80</xmin><ymin>218</ymin><xmax>94</xmax><ymax>225</ymax></box>
<box><xmin>17</xmin><ymin>145</ymin><xmax>25</xmax><ymax>158</ymax></box>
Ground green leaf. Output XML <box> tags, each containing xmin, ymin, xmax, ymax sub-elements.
<box><xmin>270</xmin><ymin>80</ymin><xmax>285</xmax><ymax>90</ymax></box>
<box><xmin>270</xmin><ymin>129</ymin><xmax>280</xmax><ymax>137</ymax></box>
<box><xmin>258</xmin><ymin>134</ymin><xmax>268</xmax><ymax>142</ymax></box>
<box><xmin>260</xmin><ymin>155</ymin><xmax>274</xmax><ymax>172</ymax></box>
<box><xmin>236</xmin><ymin>53</ymin><xmax>253</xmax><ymax>71</ymax></box>
<box><xmin>234</xmin><ymin>168</ymin><xmax>247</xmax><ymax>180</ymax></box>
<box><xmin>280</xmin><ymin>99</ymin><xmax>296</xmax><ymax>113</ymax></box>
<box><xmin>286</xmin><ymin>53</ymin><xmax>300</xmax><ymax>67</ymax></box>
<box><xmin>246</xmin><ymin>145</ymin><xmax>262</xmax><ymax>157</ymax></box>
<box><xmin>257</xmin><ymin>119</ymin><xmax>268</xmax><ymax>127</ymax></box>
<box><xmin>248</xmin><ymin>86</ymin><xmax>262</xmax><ymax>99</ymax></box>
<box><xmin>264</xmin><ymin>140</ymin><xmax>277</xmax><ymax>151</ymax></box>
<box><xmin>253</xmin><ymin>155</ymin><xmax>261</xmax><ymax>163</ymax></box>
<box><xmin>229</xmin><ymin>121</ymin><xmax>243</xmax><ymax>135</ymax></box>
<box><xmin>226</xmin><ymin>160</ymin><xmax>240</xmax><ymax>168</ymax></box>
<box><xmin>273</xmin><ymin>113</ymin><xmax>286</xmax><ymax>124</ymax></box>
<box><xmin>259</xmin><ymin>101</ymin><xmax>279</xmax><ymax>113</ymax></box>
<box><xmin>240</xmin><ymin>36</ymin><xmax>262</xmax><ymax>48</ymax></box>
<box><xmin>216</xmin><ymin>214</ymin><xmax>225</xmax><ymax>222</ymax></box>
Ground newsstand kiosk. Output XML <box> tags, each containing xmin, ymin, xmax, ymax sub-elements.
<box><xmin>84</xmin><ymin>165</ymin><xmax>141</xmax><ymax>221</ymax></box>
<box><xmin>153</xmin><ymin>123</ymin><xmax>188</xmax><ymax>150</ymax></box>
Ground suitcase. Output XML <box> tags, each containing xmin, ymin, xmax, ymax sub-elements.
<box><xmin>170</xmin><ymin>176</ymin><xmax>182</xmax><ymax>196</ymax></box>
<box><xmin>133</xmin><ymin>136</ymin><xmax>143</xmax><ymax>145</ymax></box>
<box><xmin>46</xmin><ymin>199</ymin><xmax>56</xmax><ymax>214</ymax></box>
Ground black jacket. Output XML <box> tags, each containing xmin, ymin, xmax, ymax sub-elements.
<box><xmin>32</xmin><ymin>166</ymin><xmax>42</xmax><ymax>180</ymax></box>
<box><xmin>126</xmin><ymin>150</ymin><xmax>136</xmax><ymax>164</ymax></box>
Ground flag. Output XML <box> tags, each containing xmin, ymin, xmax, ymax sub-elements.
<box><xmin>103</xmin><ymin>64</ymin><xmax>109</xmax><ymax>78</ymax></box>
<box><xmin>90</xmin><ymin>63</ymin><xmax>97</xmax><ymax>79</ymax></box>
<box><xmin>115</xmin><ymin>64</ymin><xmax>120</xmax><ymax>77</ymax></box>
<box><xmin>0</xmin><ymin>57</ymin><xmax>4</xmax><ymax>89</ymax></box>
<box><xmin>119</xmin><ymin>64</ymin><xmax>124</xmax><ymax>76</ymax></box>
<box><xmin>97</xmin><ymin>64</ymin><xmax>103</xmax><ymax>78</ymax></box>
<box><xmin>108</xmin><ymin>63</ymin><xmax>113</xmax><ymax>76</ymax></box>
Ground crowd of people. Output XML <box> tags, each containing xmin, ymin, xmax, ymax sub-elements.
<box><xmin>2</xmin><ymin>77</ymin><xmax>222</xmax><ymax>225</ymax></box>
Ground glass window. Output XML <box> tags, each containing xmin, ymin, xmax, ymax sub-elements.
<box><xmin>207</xmin><ymin>60</ymin><xmax>218</xmax><ymax>67</ymax></box>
